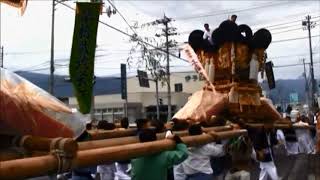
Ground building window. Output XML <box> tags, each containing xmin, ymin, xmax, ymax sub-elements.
<box><xmin>175</xmin><ymin>83</ymin><xmax>183</xmax><ymax>92</ymax></box>
<box><xmin>199</xmin><ymin>74</ymin><xmax>205</xmax><ymax>81</ymax></box>
<box><xmin>192</xmin><ymin>75</ymin><xmax>198</xmax><ymax>81</ymax></box>
<box><xmin>185</xmin><ymin>75</ymin><xmax>191</xmax><ymax>82</ymax></box>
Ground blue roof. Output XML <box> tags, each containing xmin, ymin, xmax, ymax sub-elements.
<box><xmin>15</xmin><ymin>71</ymin><xmax>121</xmax><ymax>98</ymax></box>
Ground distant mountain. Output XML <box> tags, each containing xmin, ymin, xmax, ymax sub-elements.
<box><xmin>10</xmin><ymin>71</ymin><xmax>319</xmax><ymax>103</ymax></box>
<box><xmin>14</xmin><ymin>71</ymin><xmax>121</xmax><ymax>98</ymax></box>
<box><xmin>261</xmin><ymin>78</ymin><xmax>319</xmax><ymax>105</ymax></box>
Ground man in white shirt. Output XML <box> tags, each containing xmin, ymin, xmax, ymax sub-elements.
<box><xmin>282</xmin><ymin>116</ymin><xmax>299</xmax><ymax>155</ymax></box>
<box><xmin>174</xmin><ymin>124</ymin><xmax>225</xmax><ymax>180</ymax></box>
<box><xmin>203</xmin><ymin>23</ymin><xmax>214</xmax><ymax>45</ymax></box>
<box><xmin>294</xmin><ymin>114</ymin><xmax>314</xmax><ymax>154</ymax></box>
<box><xmin>249</xmin><ymin>128</ymin><xmax>279</xmax><ymax>180</ymax></box>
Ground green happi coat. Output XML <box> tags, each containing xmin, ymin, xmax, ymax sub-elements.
<box><xmin>131</xmin><ymin>143</ymin><xmax>188</xmax><ymax>180</ymax></box>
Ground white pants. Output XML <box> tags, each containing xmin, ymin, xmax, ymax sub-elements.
<box><xmin>173</xmin><ymin>164</ymin><xmax>186</xmax><ymax>180</ymax></box>
<box><xmin>114</xmin><ymin>162</ymin><xmax>131</xmax><ymax>180</ymax></box>
<box><xmin>225</xmin><ymin>170</ymin><xmax>250</xmax><ymax>180</ymax></box>
<box><xmin>97</xmin><ymin>164</ymin><xmax>116</xmax><ymax>180</ymax></box>
<box><xmin>259</xmin><ymin>162</ymin><xmax>279</xmax><ymax>180</ymax></box>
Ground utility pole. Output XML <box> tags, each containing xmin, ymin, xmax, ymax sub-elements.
<box><xmin>164</xmin><ymin>15</ymin><xmax>172</xmax><ymax>121</ymax></box>
<box><xmin>140</xmin><ymin>14</ymin><xmax>177</xmax><ymax>121</ymax></box>
<box><xmin>302</xmin><ymin>15</ymin><xmax>316</xmax><ymax>109</ymax></box>
<box><xmin>49</xmin><ymin>0</ymin><xmax>56</xmax><ymax>95</ymax></box>
<box><xmin>0</xmin><ymin>47</ymin><xmax>3</xmax><ymax>68</ymax></box>
<box><xmin>154</xmin><ymin>14</ymin><xmax>177</xmax><ymax>121</ymax></box>
<box><xmin>302</xmin><ymin>58</ymin><xmax>309</xmax><ymax>106</ymax></box>
<box><xmin>0</xmin><ymin>3</ymin><xmax>2</xmax><ymax>68</ymax></box>
<box><xmin>155</xmin><ymin>76</ymin><xmax>160</xmax><ymax>120</ymax></box>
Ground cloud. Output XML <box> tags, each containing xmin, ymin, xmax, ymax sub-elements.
<box><xmin>2</xmin><ymin>0</ymin><xmax>320</xmax><ymax>80</ymax></box>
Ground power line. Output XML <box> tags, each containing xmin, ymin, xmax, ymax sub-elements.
<box><xmin>271</xmin><ymin>27</ymin><xmax>303</xmax><ymax>35</ymax></box>
<box><xmin>106</xmin><ymin>0</ymin><xmax>137</xmax><ymax>35</ymax></box>
<box><xmin>267</xmin><ymin>23</ymin><xmax>303</xmax><ymax>31</ymax></box>
<box><xmin>268</xmin><ymin>52</ymin><xmax>320</xmax><ymax>60</ymax></box>
<box><xmin>175</xmin><ymin>2</ymin><xmax>291</xmax><ymax>20</ymax></box>
<box><xmin>261</xmin><ymin>16</ymin><xmax>320</xmax><ymax>29</ymax></box>
<box><xmin>266</xmin><ymin>19</ymin><xmax>320</xmax><ymax>31</ymax></box>
<box><xmin>174</xmin><ymin>34</ymin><xmax>320</xmax><ymax>48</ymax></box>
<box><xmin>177</xmin><ymin>16</ymin><xmax>320</xmax><ymax>36</ymax></box>
<box><xmin>250</xmin><ymin>11</ymin><xmax>320</xmax><ymax>28</ymax></box>
<box><xmin>272</xmin><ymin>34</ymin><xmax>320</xmax><ymax>43</ymax></box>
<box><xmin>54</xmin><ymin>1</ymin><xmax>320</xmax><ymax>72</ymax></box>
<box><xmin>4</xmin><ymin>47</ymin><xmax>131</xmax><ymax>55</ymax></box>
<box><xmin>15</xmin><ymin>49</ymin><xmax>319</xmax><ymax>72</ymax></box>
<box><xmin>272</xmin><ymin>26</ymin><xmax>317</xmax><ymax>35</ymax></box>
<box><xmin>273</xmin><ymin>61</ymin><xmax>320</xmax><ymax>68</ymax></box>
<box><xmin>57</xmin><ymin>1</ymin><xmax>189</xmax><ymax>63</ymax></box>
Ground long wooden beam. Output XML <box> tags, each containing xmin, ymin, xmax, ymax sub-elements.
<box><xmin>0</xmin><ymin>129</ymin><xmax>247</xmax><ymax>179</ymax></box>
<box><xmin>88</xmin><ymin>128</ymin><xmax>137</xmax><ymax>140</ymax></box>
<box><xmin>0</xmin><ymin>135</ymin><xmax>78</xmax><ymax>154</ymax></box>
<box><xmin>79</xmin><ymin>126</ymin><xmax>233</xmax><ymax>150</ymax></box>
<box><xmin>88</xmin><ymin>125</ymin><xmax>233</xmax><ymax>140</ymax></box>
<box><xmin>245</xmin><ymin>123</ymin><xmax>316</xmax><ymax>129</ymax></box>
<box><xmin>0</xmin><ymin>126</ymin><xmax>232</xmax><ymax>153</ymax></box>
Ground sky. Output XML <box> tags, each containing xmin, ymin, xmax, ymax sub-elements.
<box><xmin>1</xmin><ymin>0</ymin><xmax>320</xmax><ymax>80</ymax></box>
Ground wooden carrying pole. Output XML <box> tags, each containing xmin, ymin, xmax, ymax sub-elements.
<box><xmin>0</xmin><ymin>135</ymin><xmax>78</xmax><ymax>154</ymax></box>
<box><xmin>79</xmin><ymin>125</ymin><xmax>233</xmax><ymax>150</ymax></box>
<box><xmin>0</xmin><ymin>129</ymin><xmax>247</xmax><ymax>179</ymax></box>
<box><xmin>88</xmin><ymin>125</ymin><xmax>233</xmax><ymax>140</ymax></box>
<box><xmin>89</xmin><ymin>128</ymin><xmax>137</xmax><ymax>140</ymax></box>
<box><xmin>245</xmin><ymin>123</ymin><xmax>316</xmax><ymax>130</ymax></box>
<box><xmin>0</xmin><ymin>126</ymin><xmax>232</xmax><ymax>154</ymax></box>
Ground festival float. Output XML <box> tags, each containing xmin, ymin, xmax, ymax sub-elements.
<box><xmin>0</xmin><ymin>0</ymin><xmax>318</xmax><ymax>179</ymax></box>
<box><xmin>174</xmin><ymin>20</ymin><xmax>283</xmax><ymax>126</ymax></box>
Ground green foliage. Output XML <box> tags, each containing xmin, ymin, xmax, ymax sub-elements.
<box><xmin>127</xmin><ymin>21</ymin><xmax>178</xmax><ymax>84</ymax></box>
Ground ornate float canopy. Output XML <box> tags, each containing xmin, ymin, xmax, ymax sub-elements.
<box><xmin>0</xmin><ymin>0</ymin><xmax>28</xmax><ymax>15</ymax></box>
<box><xmin>173</xmin><ymin>19</ymin><xmax>284</xmax><ymax>125</ymax></box>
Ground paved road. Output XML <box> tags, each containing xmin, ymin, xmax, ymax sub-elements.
<box><xmin>250</xmin><ymin>154</ymin><xmax>320</xmax><ymax>180</ymax></box>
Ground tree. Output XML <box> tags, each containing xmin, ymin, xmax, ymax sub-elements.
<box><xmin>127</xmin><ymin>22</ymin><xmax>177</xmax><ymax>84</ymax></box>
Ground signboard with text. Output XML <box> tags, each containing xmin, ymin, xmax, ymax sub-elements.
<box><xmin>137</xmin><ymin>70</ymin><xmax>150</xmax><ymax>88</ymax></box>
<box><xmin>265</xmin><ymin>61</ymin><xmax>275</xmax><ymax>89</ymax></box>
<box><xmin>289</xmin><ymin>93</ymin><xmax>299</xmax><ymax>104</ymax></box>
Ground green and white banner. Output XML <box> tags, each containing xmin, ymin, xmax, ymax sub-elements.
<box><xmin>69</xmin><ymin>2</ymin><xmax>100</xmax><ymax>114</ymax></box>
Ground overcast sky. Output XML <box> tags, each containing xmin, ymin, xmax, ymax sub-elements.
<box><xmin>1</xmin><ymin>0</ymin><xmax>320</xmax><ymax>79</ymax></box>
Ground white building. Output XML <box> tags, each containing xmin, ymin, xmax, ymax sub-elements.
<box><xmin>68</xmin><ymin>71</ymin><xmax>205</xmax><ymax>122</ymax></box>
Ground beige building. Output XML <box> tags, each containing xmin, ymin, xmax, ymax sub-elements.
<box><xmin>69</xmin><ymin>71</ymin><xmax>205</xmax><ymax>122</ymax></box>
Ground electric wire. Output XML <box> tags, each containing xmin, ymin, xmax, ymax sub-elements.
<box><xmin>175</xmin><ymin>2</ymin><xmax>292</xmax><ymax>20</ymax></box>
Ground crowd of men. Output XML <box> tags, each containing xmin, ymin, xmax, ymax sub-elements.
<box><xmin>51</xmin><ymin>107</ymin><xmax>319</xmax><ymax>180</ymax></box>
<box><xmin>34</xmin><ymin>14</ymin><xmax>320</xmax><ymax>180</ymax></box>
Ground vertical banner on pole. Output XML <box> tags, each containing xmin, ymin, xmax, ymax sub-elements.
<box><xmin>121</xmin><ymin>64</ymin><xmax>128</xmax><ymax>117</ymax></box>
<box><xmin>69</xmin><ymin>2</ymin><xmax>100</xmax><ymax>114</ymax></box>
<box><xmin>121</xmin><ymin>64</ymin><xmax>127</xmax><ymax>100</ymax></box>
<box><xmin>265</xmin><ymin>61</ymin><xmax>275</xmax><ymax>90</ymax></box>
